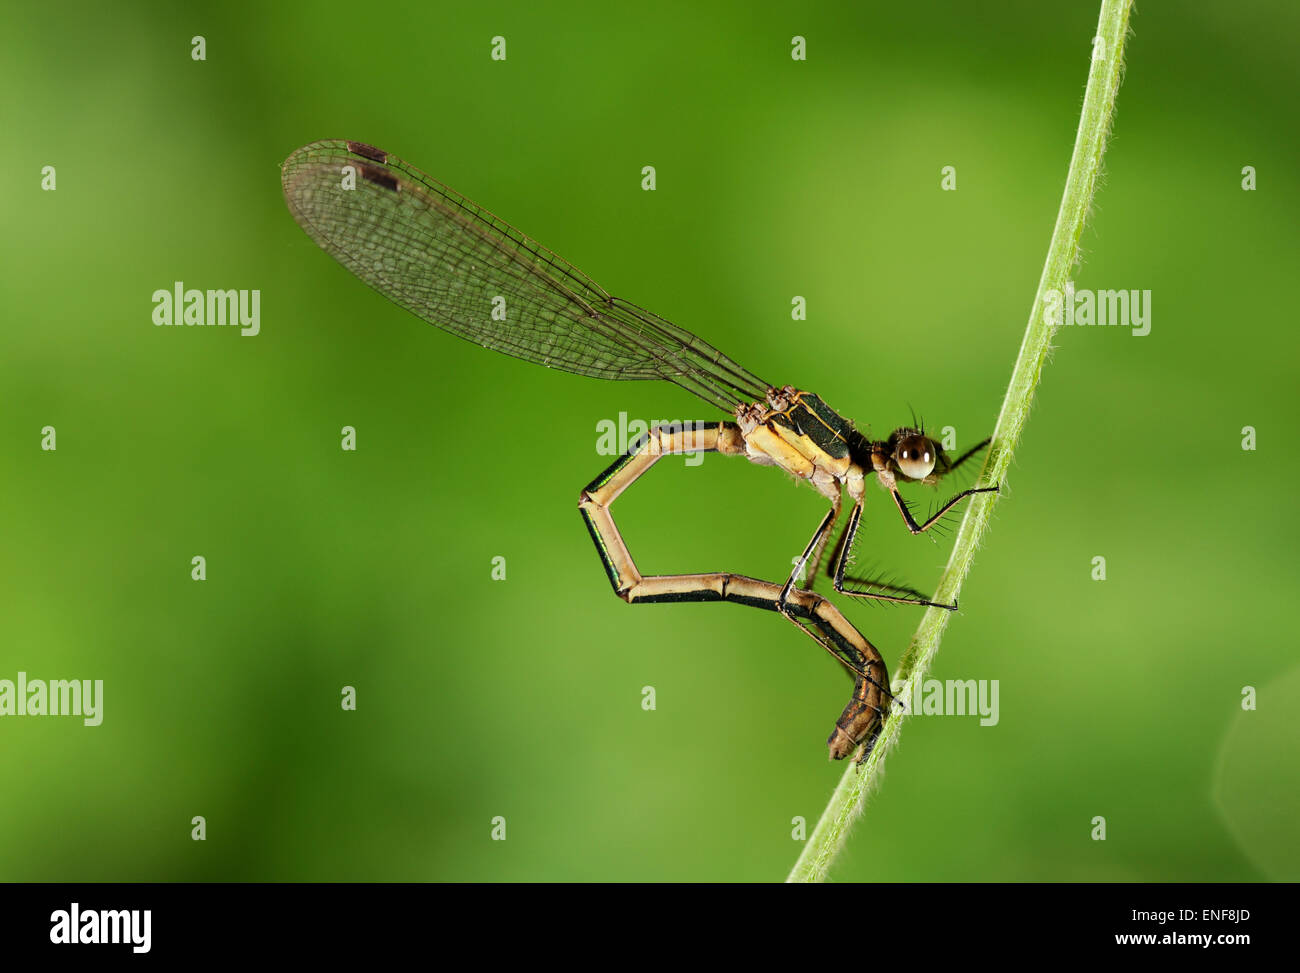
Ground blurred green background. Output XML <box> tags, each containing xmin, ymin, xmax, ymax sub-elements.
<box><xmin>2</xmin><ymin>0</ymin><xmax>1296</xmax><ymax>882</ymax></box>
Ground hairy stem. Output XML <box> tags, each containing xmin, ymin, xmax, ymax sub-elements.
<box><xmin>787</xmin><ymin>0</ymin><xmax>1133</xmax><ymax>883</ymax></box>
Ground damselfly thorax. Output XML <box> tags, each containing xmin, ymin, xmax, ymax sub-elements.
<box><xmin>735</xmin><ymin>384</ymin><xmax>990</xmax><ymax>538</ymax></box>
<box><xmin>736</xmin><ymin>387</ymin><xmax>865</xmax><ymax>502</ymax></box>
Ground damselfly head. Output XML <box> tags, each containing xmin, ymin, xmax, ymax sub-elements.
<box><xmin>890</xmin><ymin>429</ymin><xmax>938</xmax><ymax>481</ymax></box>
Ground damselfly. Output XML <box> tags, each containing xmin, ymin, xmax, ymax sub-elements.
<box><xmin>281</xmin><ymin>139</ymin><xmax>997</xmax><ymax>763</ymax></box>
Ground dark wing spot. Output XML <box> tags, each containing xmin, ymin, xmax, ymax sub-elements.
<box><xmin>347</xmin><ymin>141</ymin><xmax>388</xmax><ymax>163</ymax></box>
<box><xmin>359</xmin><ymin>163</ymin><xmax>399</xmax><ymax>192</ymax></box>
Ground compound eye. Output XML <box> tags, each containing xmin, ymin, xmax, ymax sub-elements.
<box><xmin>894</xmin><ymin>436</ymin><xmax>936</xmax><ymax>479</ymax></box>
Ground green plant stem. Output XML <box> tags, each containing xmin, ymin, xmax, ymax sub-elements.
<box><xmin>787</xmin><ymin>0</ymin><xmax>1133</xmax><ymax>883</ymax></box>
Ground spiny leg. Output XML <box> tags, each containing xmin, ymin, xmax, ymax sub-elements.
<box><xmin>800</xmin><ymin>489</ymin><xmax>841</xmax><ymax>591</ymax></box>
<box><xmin>775</xmin><ymin>504</ymin><xmax>894</xmax><ymax>695</ymax></box>
<box><xmin>779</xmin><ymin>506</ymin><xmax>837</xmax><ymax>608</ymax></box>
<box><xmin>889</xmin><ymin>485</ymin><xmax>999</xmax><ymax>535</ymax></box>
<box><xmin>822</xmin><ymin>504</ymin><xmax>854</xmax><ymax>583</ymax></box>
<box><xmin>945</xmin><ymin>436</ymin><xmax>992</xmax><ymax>474</ymax></box>
<box><xmin>832</xmin><ymin>503</ymin><xmax>960</xmax><ymax>610</ymax></box>
<box><xmin>775</xmin><ymin>497</ymin><xmax>902</xmax><ymax>718</ymax></box>
<box><xmin>840</xmin><ymin>575</ymin><xmax>937</xmax><ymax>603</ymax></box>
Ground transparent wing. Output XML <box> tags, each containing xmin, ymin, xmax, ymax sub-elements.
<box><xmin>281</xmin><ymin>139</ymin><xmax>770</xmax><ymax>413</ymax></box>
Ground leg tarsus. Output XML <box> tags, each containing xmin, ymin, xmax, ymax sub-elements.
<box><xmin>892</xmin><ymin>484</ymin><xmax>999</xmax><ymax>535</ymax></box>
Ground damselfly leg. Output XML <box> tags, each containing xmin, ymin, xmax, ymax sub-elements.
<box><xmin>578</xmin><ymin>421</ymin><xmax>891</xmax><ymax>761</ymax></box>
<box><xmin>784</xmin><ymin>435</ymin><xmax>998</xmax><ymax>612</ymax></box>
<box><xmin>888</xmin><ymin>485</ymin><xmax>1001</xmax><ymax>535</ymax></box>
